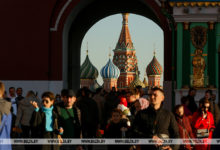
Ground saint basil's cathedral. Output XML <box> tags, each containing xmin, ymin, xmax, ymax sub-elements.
<box><xmin>80</xmin><ymin>13</ymin><xmax>163</xmax><ymax>92</ymax></box>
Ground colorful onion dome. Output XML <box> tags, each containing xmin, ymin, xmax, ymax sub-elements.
<box><xmin>146</xmin><ymin>54</ymin><xmax>163</xmax><ymax>76</ymax></box>
<box><xmin>129</xmin><ymin>72</ymin><xmax>145</xmax><ymax>89</ymax></box>
<box><xmin>101</xmin><ymin>59</ymin><xmax>120</xmax><ymax>79</ymax></box>
<box><xmin>80</xmin><ymin>55</ymin><xmax>98</xmax><ymax>79</ymax></box>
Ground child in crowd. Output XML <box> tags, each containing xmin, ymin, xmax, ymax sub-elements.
<box><xmin>105</xmin><ymin>108</ymin><xmax>130</xmax><ymax>150</ymax></box>
<box><xmin>30</xmin><ymin>91</ymin><xmax>63</xmax><ymax>150</ymax></box>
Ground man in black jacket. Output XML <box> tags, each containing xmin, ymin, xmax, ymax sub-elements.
<box><xmin>133</xmin><ymin>87</ymin><xmax>180</xmax><ymax>150</ymax></box>
<box><xmin>76</xmin><ymin>87</ymin><xmax>99</xmax><ymax>138</ymax></box>
<box><xmin>54</xmin><ymin>89</ymin><xmax>82</xmax><ymax>150</ymax></box>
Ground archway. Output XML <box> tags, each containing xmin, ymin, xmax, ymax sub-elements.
<box><xmin>49</xmin><ymin>0</ymin><xmax>173</xmax><ymax>107</ymax></box>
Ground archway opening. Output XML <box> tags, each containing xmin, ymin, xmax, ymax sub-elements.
<box><xmin>80</xmin><ymin>13</ymin><xmax>164</xmax><ymax>90</ymax></box>
<box><xmin>61</xmin><ymin>0</ymin><xmax>171</xmax><ymax>92</ymax></box>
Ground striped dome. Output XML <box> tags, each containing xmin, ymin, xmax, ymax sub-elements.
<box><xmin>101</xmin><ymin>59</ymin><xmax>120</xmax><ymax>79</ymax></box>
<box><xmin>146</xmin><ymin>56</ymin><xmax>163</xmax><ymax>76</ymax></box>
<box><xmin>80</xmin><ymin>55</ymin><xmax>98</xmax><ymax>79</ymax></box>
<box><xmin>129</xmin><ymin>74</ymin><xmax>145</xmax><ymax>89</ymax></box>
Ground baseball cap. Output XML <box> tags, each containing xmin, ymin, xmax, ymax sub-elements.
<box><xmin>61</xmin><ymin>89</ymin><xmax>76</xmax><ymax>97</ymax></box>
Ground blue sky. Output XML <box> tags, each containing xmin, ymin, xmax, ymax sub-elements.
<box><xmin>81</xmin><ymin>13</ymin><xmax>164</xmax><ymax>85</ymax></box>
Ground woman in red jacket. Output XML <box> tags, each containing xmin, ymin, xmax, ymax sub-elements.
<box><xmin>192</xmin><ymin>99</ymin><xmax>215</xmax><ymax>150</ymax></box>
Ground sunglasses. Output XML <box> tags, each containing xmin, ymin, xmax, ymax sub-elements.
<box><xmin>42</xmin><ymin>100</ymin><xmax>49</xmax><ymax>104</ymax></box>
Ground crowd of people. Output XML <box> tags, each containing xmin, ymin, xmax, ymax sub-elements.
<box><xmin>0</xmin><ymin>81</ymin><xmax>220</xmax><ymax>150</ymax></box>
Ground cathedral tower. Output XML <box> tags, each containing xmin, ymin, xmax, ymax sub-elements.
<box><xmin>113</xmin><ymin>13</ymin><xmax>138</xmax><ymax>90</ymax></box>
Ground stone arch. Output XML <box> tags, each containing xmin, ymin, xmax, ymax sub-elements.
<box><xmin>49</xmin><ymin>0</ymin><xmax>172</xmax><ymax>90</ymax></box>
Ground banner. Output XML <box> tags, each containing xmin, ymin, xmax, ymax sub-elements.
<box><xmin>1</xmin><ymin>138</ymin><xmax>220</xmax><ymax>145</ymax></box>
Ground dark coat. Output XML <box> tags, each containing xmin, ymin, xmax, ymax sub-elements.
<box><xmin>76</xmin><ymin>96</ymin><xmax>99</xmax><ymax>138</ymax></box>
<box><xmin>187</xmin><ymin>95</ymin><xmax>198</xmax><ymax>114</ymax></box>
<box><xmin>103</xmin><ymin>92</ymin><xmax>120</xmax><ymax>125</ymax></box>
<box><xmin>104</xmin><ymin>119</ymin><xmax>128</xmax><ymax>138</ymax></box>
<box><xmin>211</xmin><ymin>121</ymin><xmax>220</xmax><ymax>150</ymax></box>
<box><xmin>54</xmin><ymin>102</ymin><xmax>82</xmax><ymax>138</ymax></box>
<box><xmin>210</xmin><ymin>100</ymin><xmax>220</xmax><ymax>125</ymax></box>
<box><xmin>104</xmin><ymin>119</ymin><xmax>130</xmax><ymax>150</ymax></box>
<box><xmin>133</xmin><ymin>105</ymin><xmax>180</xmax><ymax>150</ymax></box>
<box><xmin>30</xmin><ymin>108</ymin><xmax>60</xmax><ymax>150</ymax></box>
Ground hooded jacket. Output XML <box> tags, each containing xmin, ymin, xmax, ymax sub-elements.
<box><xmin>15</xmin><ymin>96</ymin><xmax>41</xmax><ymax>126</ymax></box>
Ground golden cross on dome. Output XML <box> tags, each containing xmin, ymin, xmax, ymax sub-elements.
<box><xmin>153</xmin><ymin>43</ymin><xmax>156</xmax><ymax>56</ymax></box>
<box><xmin>86</xmin><ymin>42</ymin><xmax>89</xmax><ymax>55</ymax></box>
<box><xmin>109</xmin><ymin>47</ymin><xmax>111</xmax><ymax>58</ymax></box>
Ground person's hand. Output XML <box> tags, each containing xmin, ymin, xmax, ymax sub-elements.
<box><xmin>202</xmin><ymin>111</ymin><xmax>207</xmax><ymax>119</ymax></box>
<box><xmin>152</xmin><ymin>135</ymin><xmax>163</xmax><ymax>147</ymax></box>
<box><xmin>13</xmin><ymin>127</ymin><xmax>22</xmax><ymax>133</ymax></box>
<box><xmin>161</xmin><ymin>146</ymin><xmax>172</xmax><ymax>150</ymax></box>
<box><xmin>30</xmin><ymin>101</ymin><xmax>38</xmax><ymax>109</ymax></box>
<box><xmin>59</xmin><ymin>127</ymin><xmax>64</xmax><ymax>134</ymax></box>
<box><xmin>201</xmin><ymin>132</ymin><xmax>205</xmax><ymax>136</ymax></box>
<box><xmin>57</xmin><ymin>135</ymin><xmax>63</xmax><ymax>145</ymax></box>
<box><xmin>120</xmin><ymin>127</ymin><xmax>128</xmax><ymax>132</ymax></box>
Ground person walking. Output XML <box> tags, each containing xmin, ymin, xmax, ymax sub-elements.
<box><xmin>54</xmin><ymin>89</ymin><xmax>82</xmax><ymax>150</ymax></box>
<box><xmin>76</xmin><ymin>87</ymin><xmax>99</xmax><ymax>138</ymax></box>
<box><xmin>133</xmin><ymin>87</ymin><xmax>180</xmax><ymax>150</ymax></box>
<box><xmin>30</xmin><ymin>91</ymin><xmax>62</xmax><ymax>150</ymax></box>
<box><xmin>200</xmin><ymin>90</ymin><xmax>220</xmax><ymax>125</ymax></box>
<box><xmin>105</xmin><ymin>108</ymin><xmax>130</xmax><ymax>150</ymax></box>
<box><xmin>0</xmin><ymin>81</ymin><xmax>12</xmax><ymax>150</ymax></box>
<box><xmin>192</xmin><ymin>99</ymin><xmax>215</xmax><ymax>150</ymax></box>
<box><xmin>187</xmin><ymin>88</ymin><xmax>198</xmax><ymax>114</ymax></box>
<box><xmin>174</xmin><ymin>105</ymin><xmax>195</xmax><ymax>150</ymax></box>
<box><xmin>15</xmin><ymin>91</ymin><xmax>40</xmax><ymax>139</ymax></box>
